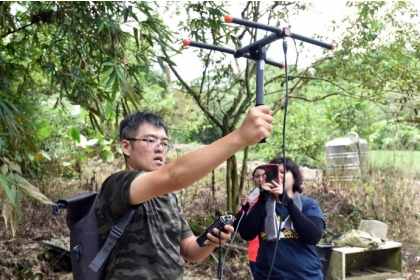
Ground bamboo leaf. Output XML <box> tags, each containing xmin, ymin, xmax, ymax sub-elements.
<box><xmin>0</xmin><ymin>174</ymin><xmax>16</xmax><ymax>207</ymax></box>
<box><xmin>133</xmin><ymin>27</ymin><xmax>139</xmax><ymax>49</ymax></box>
<box><xmin>14</xmin><ymin>174</ymin><xmax>52</xmax><ymax>205</ymax></box>
<box><xmin>123</xmin><ymin>6</ymin><xmax>129</xmax><ymax>23</ymax></box>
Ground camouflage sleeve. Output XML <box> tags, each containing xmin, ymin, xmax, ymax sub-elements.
<box><xmin>97</xmin><ymin>170</ymin><xmax>142</xmax><ymax>220</ymax></box>
<box><xmin>173</xmin><ymin>194</ymin><xmax>194</xmax><ymax>239</ymax></box>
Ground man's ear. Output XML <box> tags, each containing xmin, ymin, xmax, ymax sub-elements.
<box><xmin>121</xmin><ymin>140</ymin><xmax>131</xmax><ymax>157</ymax></box>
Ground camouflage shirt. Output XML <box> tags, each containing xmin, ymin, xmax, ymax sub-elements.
<box><xmin>96</xmin><ymin>170</ymin><xmax>194</xmax><ymax>280</ymax></box>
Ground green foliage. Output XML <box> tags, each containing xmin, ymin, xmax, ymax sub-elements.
<box><xmin>255</xmin><ymin>102</ymin><xmax>328</xmax><ymax>168</ymax></box>
<box><xmin>369</xmin><ymin>150</ymin><xmax>420</xmax><ymax>174</ymax></box>
<box><xmin>0</xmin><ymin>157</ymin><xmax>51</xmax><ymax>238</ymax></box>
<box><xmin>0</xmin><ymin>1</ymin><xmax>175</xmax><ymax>231</ymax></box>
<box><xmin>316</xmin><ymin>1</ymin><xmax>420</xmax><ymax>124</ymax></box>
<box><xmin>0</xmin><ymin>1</ymin><xmax>175</xmax><ymax>162</ymax></box>
<box><xmin>254</xmin><ymin>83</ymin><xmax>382</xmax><ymax>168</ymax></box>
<box><xmin>322</xmin><ymin>95</ymin><xmax>379</xmax><ymax>139</ymax></box>
<box><xmin>0</xmin><ymin>0</ymin><xmax>217</xmax><ymax>235</ymax></box>
<box><xmin>368</xmin><ymin>121</ymin><xmax>420</xmax><ymax>150</ymax></box>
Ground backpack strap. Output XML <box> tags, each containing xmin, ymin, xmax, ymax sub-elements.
<box><xmin>88</xmin><ymin>209</ymin><xmax>135</xmax><ymax>275</ymax></box>
<box><xmin>89</xmin><ymin>193</ymin><xmax>177</xmax><ymax>277</ymax></box>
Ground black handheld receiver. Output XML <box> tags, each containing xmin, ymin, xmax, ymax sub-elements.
<box><xmin>196</xmin><ymin>215</ymin><xmax>235</xmax><ymax>247</ymax></box>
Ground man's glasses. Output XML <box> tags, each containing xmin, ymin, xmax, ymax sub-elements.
<box><xmin>126</xmin><ymin>138</ymin><xmax>173</xmax><ymax>152</ymax></box>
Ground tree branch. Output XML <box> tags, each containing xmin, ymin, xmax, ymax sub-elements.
<box><xmin>161</xmin><ymin>47</ymin><xmax>223</xmax><ymax>128</ymax></box>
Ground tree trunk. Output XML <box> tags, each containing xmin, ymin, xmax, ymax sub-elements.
<box><xmin>226</xmin><ymin>156</ymin><xmax>240</xmax><ymax>213</ymax></box>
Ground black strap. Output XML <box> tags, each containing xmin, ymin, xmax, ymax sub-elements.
<box><xmin>89</xmin><ymin>193</ymin><xmax>177</xmax><ymax>277</ymax></box>
<box><xmin>88</xmin><ymin>210</ymin><xmax>135</xmax><ymax>275</ymax></box>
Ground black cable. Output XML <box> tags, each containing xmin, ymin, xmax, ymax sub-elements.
<box><xmin>266</xmin><ymin>37</ymin><xmax>289</xmax><ymax>280</ymax></box>
<box><xmin>217</xmin><ymin>211</ymin><xmax>245</xmax><ymax>280</ymax></box>
<box><xmin>217</xmin><ymin>233</ymin><xmax>223</xmax><ymax>279</ymax></box>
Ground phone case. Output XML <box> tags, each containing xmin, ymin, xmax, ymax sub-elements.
<box><xmin>265</xmin><ymin>164</ymin><xmax>280</xmax><ymax>184</ymax></box>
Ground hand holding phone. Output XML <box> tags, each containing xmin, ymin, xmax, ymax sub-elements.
<box><xmin>196</xmin><ymin>215</ymin><xmax>234</xmax><ymax>247</ymax></box>
<box><xmin>265</xmin><ymin>164</ymin><xmax>280</xmax><ymax>184</ymax></box>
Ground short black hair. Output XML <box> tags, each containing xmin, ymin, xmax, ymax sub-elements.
<box><xmin>252</xmin><ymin>165</ymin><xmax>265</xmax><ymax>178</ymax></box>
<box><xmin>119</xmin><ymin>111</ymin><xmax>168</xmax><ymax>142</ymax></box>
<box><xmin>269</xmin><ymin>157</ymin><xmax>303</xmax><ymax>193</ymax></box>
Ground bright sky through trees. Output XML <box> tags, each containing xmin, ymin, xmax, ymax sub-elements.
<box><xmin>170</xmin><ymin>1</ymin><xmax>355</xmax><ymax>81</ymax></box>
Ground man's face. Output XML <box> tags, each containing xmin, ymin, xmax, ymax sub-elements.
<box><xmin>121</xmin><ymin>123</ymin><xmax>169</xmax><ymax>172</ymax></box>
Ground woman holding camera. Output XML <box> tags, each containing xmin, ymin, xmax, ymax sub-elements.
<box><xmin>238</xmin><ymin>157</ymin><xmax>325</xmax><ymax>280</ymax></box>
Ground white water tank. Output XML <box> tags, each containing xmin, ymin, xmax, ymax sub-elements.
<box><xmin>325</xmin><ymin>132</ymin><xmax>368</xmax><ymax>182</ymax></box>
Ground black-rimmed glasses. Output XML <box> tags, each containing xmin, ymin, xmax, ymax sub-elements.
<box><xmin>126</xmin><ymin>138</ymin><xmax>173</xmax><ymax>152</ymax></box>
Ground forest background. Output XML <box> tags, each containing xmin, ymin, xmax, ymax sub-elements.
<box><xmin>0</xmin><ymin>1</ymin><xmax>419</xmax><ymax>279</ymax></box>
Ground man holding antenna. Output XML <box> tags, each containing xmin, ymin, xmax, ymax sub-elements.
<box><xmin>95</xmin><ymin>106</ymin><xmax>273</xmax><ymax>279</ymax></box>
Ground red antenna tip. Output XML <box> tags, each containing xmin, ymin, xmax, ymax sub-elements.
<box><xmin>224</xmin><ymin>15</ymin><xmax>233</xmax><ymax>23</ymax></box>
<box><xmin>330</xmin><ymin>44</ymin><xmax>336</xmax><ymax>51</ymax></box>
<box><xmin>183</xmin><ymin>39</ymin><xmax>191</xmax><ymax>46</ymax></box>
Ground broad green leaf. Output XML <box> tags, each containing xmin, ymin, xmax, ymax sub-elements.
<box><xmin>36</xmin><ymin>126</ymin><xmax>53</xmax><ymax>140</ymax></box>
<box><xmin>70</xmin><ymin>127</ymin><xmax>81</xmax><ymax>143</ymax></box>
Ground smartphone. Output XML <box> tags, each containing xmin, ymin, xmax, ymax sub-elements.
<box><xmin>247</xmin><ymin>186</ymin><xmax>260</xmax><ymax>203</ymax></box>
<box><xmin>265</xmin><ymin>164</ymin><xmax>280</xmax><ymax>184</ymax></box>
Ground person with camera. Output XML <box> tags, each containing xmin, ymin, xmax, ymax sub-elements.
<box><xmin>236</xmin><ymin>165</ymin><xmax>265</xmax><ymax>278</ymax></box>
<box><xmin>237</xmin><ymin>157</ymin><xmax>325</xmax><ymax>280</ymax></box>
<box><xmin>95</xmin><ymin>106</ymin><xmax>273</xmax><ymax>279</ymax></box>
